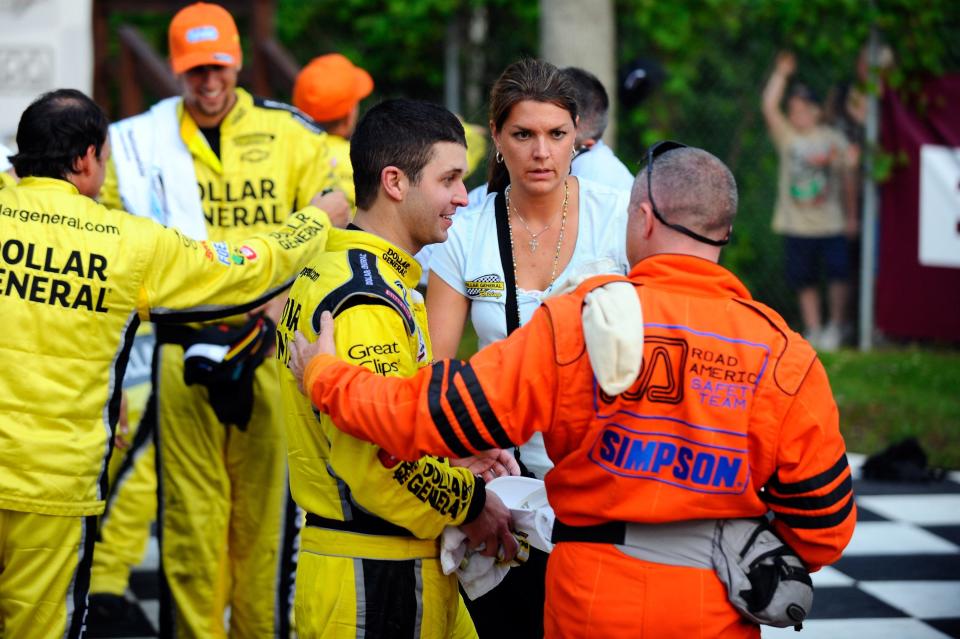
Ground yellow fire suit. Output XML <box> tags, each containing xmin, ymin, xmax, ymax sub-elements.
<box><xmin>98</xmin><ymin>88</ymin><xmax>349</xmax><ymax>638</ymax></box>
<box><xmin>275</xmin><ymin>228</ymin><xmax>482</xmax><ymax>639</ymax></box>
<box><xmin>0</xmin><ymin>176</ymin><xmax>331</xmax><ymax>638</ymax></box>
<box><xmin>90</xmin><ymin>326</ymin><xmax>157</xmax><ymax>598</ymax></box>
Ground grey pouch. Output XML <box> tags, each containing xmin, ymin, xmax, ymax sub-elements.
<box><xmin>711</xmin><ymin>518</ymin><xmax>813</xmax><ymax>630</ymax></box>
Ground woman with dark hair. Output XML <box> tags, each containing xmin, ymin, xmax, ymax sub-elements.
<box><xmin>425</xmin><ymin>58</ymin><xmax>630</xmax><ymax>638</ymax></box>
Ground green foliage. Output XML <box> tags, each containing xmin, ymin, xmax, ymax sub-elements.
<box><xmin>99</xmin><ymin>0</ymin><xmax>958</xmax><ymax>327</ymax></box>
<box><xmin>275</xmin><ymin>0</ymin><xmax>538</xmax><ymax>120</ymax></box>
<box><xmin>614</xmin><ymin>0</ymin><xmax>960</xmax><ymax>322</ymax></box>
<box><xmin>821</xmin><ymin>347</ymin><xmax>960</xmax><ymax>470</ymax></box>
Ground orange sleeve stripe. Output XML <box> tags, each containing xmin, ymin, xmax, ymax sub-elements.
<box><xmin>768</xmin><ymin>453</ymin><xmax>849</xmax><ymax>495</ymax></box>
<box><xmin>426</xmin><ymin>362</ymin><xmax>473</xmax><ymax>457</ymax></box>
<box><xmin>773</xmin><ymin>493</ymin><xmax>855</xmax><ymax>529</ymax></box>
<box><xmin>444</xmin><ymin>361</ymin><xmax>499</xmax><ymax>451</ymax></box>
<box><xmin>764</xmin><ymin>473</ymin><xmax>853</xmax><ymax>512</ymax></box>
<box><xmin>456</xmin><ymin>363</ymin><xmax>515</xmax><ymax>449</ymax></box>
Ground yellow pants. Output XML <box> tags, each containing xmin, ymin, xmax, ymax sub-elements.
<box><xmin>156</xmin><ymin>345</ymin><xmax>298</xmax><ymax>638</ymax></box>
<box><xmin>295</xmin><ymin>527</ymin><xmax>477</xmax><ymax>639</ymax></box>
<box><xmin>0</xmin><ymin>510</ymin><xmax>96</xmax><ymax>639</ymax></box>
<box><xmin>90</xmin><ymin>383</ymin><xmax>157</xmax><ymax>596</ymax></box>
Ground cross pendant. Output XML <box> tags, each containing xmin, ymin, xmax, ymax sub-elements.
<box><xmin>529</xmin><ymin>238</ymin><xmax>539</xmax><ymax>252</ymax></box>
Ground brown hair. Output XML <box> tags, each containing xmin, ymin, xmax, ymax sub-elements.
<box><xmin>486</xmin><ymin>58</ymin><xmax>578</xmax><ymax>194</ymax></box>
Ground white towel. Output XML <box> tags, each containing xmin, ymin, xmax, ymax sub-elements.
<box><xmin>108</xmin><ymin>97</ymin><xmax>207</xmax><ymax>239</ymax></box>
<box><xmin>440</xmin><ymin>476</ymin><xmax>555</xmax><ymax>600</ymax></box>
<box><xmin>583</xmin><ymin>281</ymin><xmax>644</xmax><ymax>396</ymax></box>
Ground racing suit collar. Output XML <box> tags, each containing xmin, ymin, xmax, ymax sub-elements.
<box><xmin>177</xmin><ymin>88</ymin><xmax>252</xmax><ymax>175</ymax></box>
<box><xmin>16</xmin><ymin>176</ymin><xmax>81</xmax><ymax>195</ymax></box>
<box><xmin>629</xmin><ymin>253</ymin><xmax>751</xmax><ymax>300</ymax></box>
<box><xmin>327</xmin><ymin>226</ymin><xmax>422</xmax><ymax>289</ymax></box>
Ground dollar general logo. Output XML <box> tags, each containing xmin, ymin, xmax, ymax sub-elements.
<box><xmin>465</xmin><ymin>274</ymin><xmax>505</xmax><ymax>298</ymax></box>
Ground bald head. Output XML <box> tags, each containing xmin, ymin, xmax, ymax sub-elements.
<box><xmin>626</xmin><ymin>146</ymin><xmax>738</xmax><ymax>263</ymax></box>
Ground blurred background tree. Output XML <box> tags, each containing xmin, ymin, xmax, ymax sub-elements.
<box><xmin>101</xmin><ymin>0</ymin><xmax>959</xmax><ymax>324</ymax></box>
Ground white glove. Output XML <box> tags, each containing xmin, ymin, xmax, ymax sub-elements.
<box><xmin>582</xmin><ymin>281</ymin><xmax>644</xmax><ymax>396</ymax></box>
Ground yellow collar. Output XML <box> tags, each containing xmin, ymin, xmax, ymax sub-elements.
<box><xmin>16</xmin><ymin>176</ymin><xmax>81</xmax><ymax>195</ymax></box>
<box><xmin>326</xmin><ymin>227</ymin><xmax>422</xmax><ymax>288</ymax></box>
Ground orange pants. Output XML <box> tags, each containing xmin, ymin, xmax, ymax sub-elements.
<box><xmin>543</xmin><ymin>542</ymin><xmax>759</xmax><ymax>639</ymax></box>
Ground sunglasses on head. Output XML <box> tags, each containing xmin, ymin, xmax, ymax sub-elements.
<box><xmin>644</xmin><ymin>140</ymin><xmax>731</xmax><ymax>247</ymax></box>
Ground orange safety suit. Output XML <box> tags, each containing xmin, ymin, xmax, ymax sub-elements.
<box><xmin>301</xmin><ymin>253</ymin><xmax>856</xmax><ymax>639</ymax></box>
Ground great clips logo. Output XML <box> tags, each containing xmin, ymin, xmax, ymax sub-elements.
<box><xmin>589</xmin><ymin>423</ymin><xmax>749</xmax><ymax>494</ymax></box>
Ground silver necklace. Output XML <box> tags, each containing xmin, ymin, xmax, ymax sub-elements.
<box><xmin>506</xmin><ymin>183</ymin><xmax>569</xmax><ymax>253</ymax></box>
<box><xmin>505</xmin><ymin>181</ymin><xmax>568</xmax><ymax>286</ymax></box>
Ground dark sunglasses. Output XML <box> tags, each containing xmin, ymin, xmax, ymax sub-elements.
<box><xmin>644</xmin><ymin>140</ymin><xmax>731</xmax><ymax>247</ymax></box>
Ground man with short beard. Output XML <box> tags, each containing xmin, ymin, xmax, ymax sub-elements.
<box><xmin>93</xmin><ymin>3</ymin><xmax>350</xmax><ymax>636</ymax></box>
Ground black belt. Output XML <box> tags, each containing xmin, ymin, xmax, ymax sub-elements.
<box><xmin>305</xmin><ymin>512</ymin><xmax>414</xmax><ymax>538</ymax></box>
<box><xmin>551</xmin><ymin>519</ymin><xmax>630</xmax><ymax>545</ymax></box>
<box><xmin>154</xmin><ymin>324</ymin><xmax>202</xmax><ymax>346</ymax></box>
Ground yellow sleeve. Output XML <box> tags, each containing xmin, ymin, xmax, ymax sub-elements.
<box><xmin>139</xmin><ymin>206</ymin><xmax>331</xmax><ymax>323</ymax></box>
<box><xmin>327</xmin><ymin>137</ymin><xmax>355</xmax><ymax>207</ymax></box>
<box><xmin>294</xmin><ymin>131</ymin><xmax>355</xmax><ymax>210</ymax></box>
<box><xmin>321</xmin><ymin>303</ymin><xmax>480</xmax><ymax>539</ymax></box>
<box><xmin>462</xmin><ymin>120</ymin><xmax>488</xmax><ymax>179</ymax></box>
<box><xmin>98</xmin><ymin>156</ymin><xmax>122</xmax><ymax>210</ymax></box>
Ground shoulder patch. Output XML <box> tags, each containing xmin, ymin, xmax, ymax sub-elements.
<box><xmin>312</xmin><ymin>249</ymin><xmax>416</xmax><ymax>335</ymax></box>
<box><xmin>733</xmin><ymin>298</ymin><xmax>817</xmax><ymax>396</ymax></box>
<box><xmin>252</xmin><ymin>96</ymin><xmax>324</xmax><ymax>134</ymax></box>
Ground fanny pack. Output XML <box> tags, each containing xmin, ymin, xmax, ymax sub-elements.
<box><xmin>158</xmin><ymin>314</ymin><xmax>275</xmax><ymax>430</ymax></box>
<box><xmin>552</xmin><ymin>517</ymin><xmax>813</xmax><ymax>630</ymax></box>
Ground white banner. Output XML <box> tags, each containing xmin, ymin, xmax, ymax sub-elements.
<box><xmin>918</xmin><ymin>144</ymin><xmax>960</xmax><ymax>269</ymax></box>
<box><xmin>0</xmin><ymin>0</ymin><xmax>93</xmax><ymax>147</ymax></box>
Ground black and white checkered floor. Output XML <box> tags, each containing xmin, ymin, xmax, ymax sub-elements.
<box><xmin>94</xmin><ymin>454</ymin><xmax>960</xmax><ymax>638</ymax></box>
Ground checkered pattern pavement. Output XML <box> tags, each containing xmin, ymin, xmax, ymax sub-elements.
<box><xmin>91</xmin><ymin>454</ymin><xmax>960</xmax><ymax>638</ymax></box>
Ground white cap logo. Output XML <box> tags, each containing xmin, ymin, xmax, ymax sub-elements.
<box><xmin>186</xmin><ymin>25</ymin><xmax>219</xmax><ymax>43</ymax></box>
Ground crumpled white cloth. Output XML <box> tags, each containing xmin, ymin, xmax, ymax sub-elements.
<box><xmin>583</xmin><ymin>280</ymin><xmax>644</xmax><ymax>396</ymax></box>
<box><xmin>547</xmin><ymin>259</ymin><xmax>645</xmax><ymax>397</ymax></box>
<box><xmin>440</xmin><ymin>477</ymin><xmax>555</xmax><ymax>600</ymax></box>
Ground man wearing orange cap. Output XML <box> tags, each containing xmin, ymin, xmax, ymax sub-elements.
<box><xmin>293</xmin><ymin>53</ymin><xmax>374</xmax><ymax>207</ymax></box>
<box><xmin>95</xmin><ymin>3</ymin><xmax>351</xmax><ymax>637</ymax></box>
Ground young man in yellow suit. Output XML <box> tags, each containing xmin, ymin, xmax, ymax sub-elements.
<box><xmin>92</xmin><ymin>3</ymin><xmax>351</xmax><ymax>637</ymax></box>
<box><xmin>275</xmin><ymin>99</ymin><xmax>516</xmax><ymax>638</ymax></box>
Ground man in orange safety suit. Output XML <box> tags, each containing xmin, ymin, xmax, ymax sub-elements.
<box><xmin>288</xmin><ymin>142</ymin><xmax>856</xmax><ymax>639</ymax></box>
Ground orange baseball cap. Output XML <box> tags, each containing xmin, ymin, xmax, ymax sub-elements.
<box><xmin>293</xmin><ymin>54</ymin><xmax>374</xmax><ymax>122</ymax></box>
<box><xmin>168</xmin><ymin>3</ymin><xmax>242</xmax><ymax>74</ymax></box>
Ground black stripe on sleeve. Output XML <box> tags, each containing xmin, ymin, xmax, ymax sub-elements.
<box><xmin>427</xmin><ymin>362</ymin><xmax>472</xmax><ymax>457</ymax></box>
<box><xmin>444</xmin><ymin>361</ymin><xmax>496</xmax><ymax>451</ymax></box>
<box><xmin>773</xmin><ymin>493</ymin><xmax>856</xmax><ymax>529</ymax></box>
<box><xmin>459</xmin><ymin>363</ymin><xmax>516</xmax><ymax>449</ymax></box>
<box><xmin>768</xmin><ymin>453</ymin><xmax>850</xmax><ymax>495</ymax></box>
<box><xmin>764</xmin><ymin>473</ymin><xmax>853</xmax><ymax>511</ymax></box>
<box><xmin>151</xmin><ymin>280</ymin><xmax>292</xmax><ymax>324</ymax></box>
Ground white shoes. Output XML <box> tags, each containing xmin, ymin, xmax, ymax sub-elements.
<box><xmin>805</xmin><ymin>323</ymin><xmax>842</xmax><ymax>352</ymax></box>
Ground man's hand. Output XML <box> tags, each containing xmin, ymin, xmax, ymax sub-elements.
<box><xmin>461</xmin><ymin>490</ymin><xmax>519</xmax><ymax>562</ymax></box>
<box><xmin>288</xmin><ymin>311</ymin><xmax>336</xmax><ymax>393</ymax></box>
<box><xmin>451</xmin><ymin>449</ymin><xmax>520</xmax><ymax>483</ymax></box>
<box><xmin>310</xmin><ymin>190</ymin><xmax>351</xmax><ymax>228</ymax></box>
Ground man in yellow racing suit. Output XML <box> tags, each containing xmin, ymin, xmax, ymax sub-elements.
<box><xmin>91</xmin><ymin>4</ymin><xmax>352</xmax><ymax>636</ymax></box>
<box><xmin>0</xmin><ymin>88</ymin><xmax>333</xmax><ymax>639</ymax></box>
<box><xmin>275</xmin><ymin>99</ymin><xmax>514</xmax><ymax>638</ymax></box>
